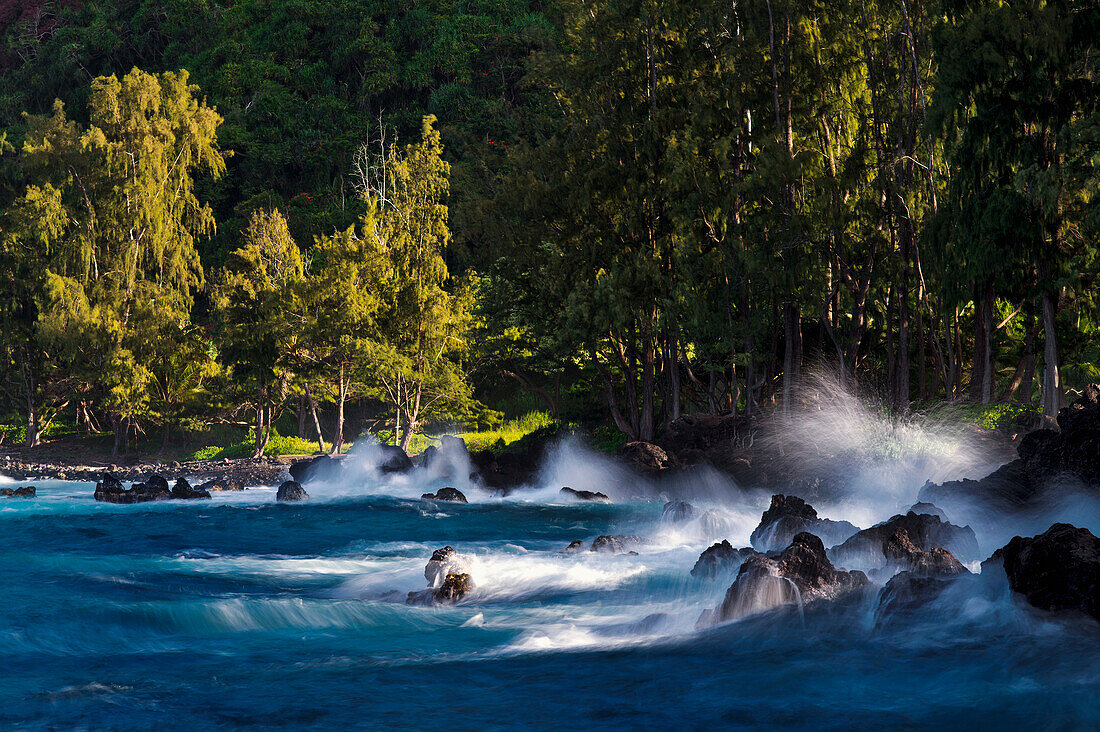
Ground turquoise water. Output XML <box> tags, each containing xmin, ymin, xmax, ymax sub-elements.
<box><xmin>1</xmin><ymin>456</ymin><xmax>1098</xmax><ymax>730</ymax></box>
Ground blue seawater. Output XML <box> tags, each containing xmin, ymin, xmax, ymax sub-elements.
<box><xmin>1</xmin><ymin>475</ymin><xmax>1098</xmax><ymax>730</ymax></box>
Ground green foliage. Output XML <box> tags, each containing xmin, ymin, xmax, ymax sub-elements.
<box><xmin>189</xmin><ymin>428</ymin><xmax>328</xmax><ymax>460</ymax></box>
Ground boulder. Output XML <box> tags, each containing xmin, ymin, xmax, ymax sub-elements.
<box><xmin>93</xmin><ymin>473</ymin><xmax>171</xmax><ymax>504</ymax></box>
<box><xmin>170</xmin><ymin>478</ymin><xmax>211</xmax><ymax>500</ymax></box>
<box><xmin>919</xmin><ymin>384</ymin><xmax>1100</xmax><ymax>516</ymax></box>
<box><xmin>661</xmin><ymin>500</ymin><xmax>696</xmax><ymax>523</ymax></box>
<box><xmin>421</xmin><ymin>486</ymin><xmax>468</xmax><ymax>503</ymax></box>
<box><xmin>749</xmin><ymin>494</ymin><xmax>859</xmax><ymax>552</ymax></box>
<box><xmin>829</xmin><ymin>511</ymin><xmax>979</xmax><ymax>570</ymax></box>
<box><xmin>560</xmin><ymin>487</ymin><xmax>611</xmax><ymax>503</ymax></box>
<box><xmin>590</xmin><ymin>535</ymin><xmax>646</xmax><ymax>554</ymax></box>
<box><xmin>424</xmin><ymin>546</ymin><xmax>473</xmax><ymax>588</ymax></box>
<box><xmin>690</xmin><ymin>540</ymin><xmax>758</xmax><ymax>579</ymax></box>
<box><xmin>434</xmin><ymin>573</ymin><xmax>474</xmax><ymax>603</ymax></box>
<box><xmin>882</xmin><ymin>529</ymin><xmax>968</xmax><ymax>577</ymax></box>
<box><xmin>0</xmin><ymin>486</ymin><xmax>35</xmax><ymax>498</ymax></box>
<box><xmin>420</xmin><ymin>436</ymin><xmax>469</xmax><ymax>473</ymax></box>
<box><xmin>618</xmin><ymin>441</ymin><xmax>675</xmax><ymax>473</ymax></box>
<box><xmin>276</xmin><ymin>480</ymin><xmax>308</xmax><ymax>502</ymax></box>
<box><xmin>703</xmin><ymin>532</ymin><xmax>869</xmax><ymax>625</ymax></box>
<box><xmin>984</xmin><ymin>523</ymin><xmax>1099</xmax><ymax>620</ymax></box>
<box><xmin>560</xmin><ymin>540</ymin><xmax>586</xmax><ymax>554</ymax></box>
<box><xmin>418</xmin><ymin>445</ymin><xmax>440</xmax><ymax>468</ymax></box>
<box><xmin>378</xmin><ymin>445</ymin><xmax>413</xmax><ymax>474</ymax></box>
<box><xmin>657</xmin><ymin>413</ymin><xmax>754</xmax><ymax>473</ymax></box>
<box><xmin>289</xmin><ymin>454</ymin><xmax>338</xmax><ymax>484</ymax></box>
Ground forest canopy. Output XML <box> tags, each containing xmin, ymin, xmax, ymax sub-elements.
<box><xmin>0</xmin><ymin>0</ymin><xmax>1097</xmax><ymax>454</ymax></box>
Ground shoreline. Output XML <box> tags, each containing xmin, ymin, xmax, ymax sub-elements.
<box><xmin>0</xmin><ymin>454</ymin><xmax>295</xmax><ymax>486</ymax></box>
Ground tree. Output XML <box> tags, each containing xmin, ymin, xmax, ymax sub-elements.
<box><xmin>358</xmin><ymin>115</ymin><xmax>473</xmax><ymax>451</ymax></box>
<box><xmin>214</xmin><ymin>208</ymin><xmax>304</xmax><ymax>458</ymax></box>
<box><xmin>4</xmin><ymin>67</ymin><xmax>224</xmax><ymax>451</ymax></box>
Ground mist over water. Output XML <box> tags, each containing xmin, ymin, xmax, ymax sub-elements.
<box><xmin>2</xmin><ymin>382</ymin><xmax>1098</xmax><ymax>728</ymax></box>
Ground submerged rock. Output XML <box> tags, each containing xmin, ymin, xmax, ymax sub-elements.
<box><xmin>703</xmin><ymin>532</ymin><xmax>868</xmax><ymax>625</ymax></box>
<box><xmin>690</xmin><ymin>540</ymin><xmax>758</xmax><ymax>579</ymax></box>
<box><xmin>170</xmin><ymin>478</ymin><xmax>211</xmax><ymax>500</ymax></box>
<box><xmin>984</xmin><ymin>523</ymin><xmax>1099</xmax><ymax>620</ymax></box>
<box><xmin>94</xmin><ymin>473</ymin><xmax>171</xmax><ymax>504</ymax></box>
<box><xmin>661</xmin><ymin>500</ymin><xmax>696</xmax><ymax>523</ymax></box>
<box><xmin>591</xmin><ymin>535</ymin><xmax>646</xmax><ymax>554</ymax></box>
<box><xmin>561</xmin><ymin>540</ymin><xmax>586</xmax><ymax>554</ymax></box>
<box><xmin>873</xmin><ymin>572</ymin><xmax>963</xmax><ymax>630</ymax></box>
<box><xmin>749</xmin><ymin>494</ymin><xmax>859</xmax><ymax>552</ymax></box>
<box><xmin>276</xmin><ymin>480</ymin><xmax>308</xmax><ymax>502</ymax></box>
<box><xmin>829</xmin><ymin>511</ymin><xmax>979</xmax><ymax>570</ymax></box>
<box><xmin>883</xmin><ymin>529</ymin><xmax>969</xmax><ymax>578</ymax></box>
<box><xmin>421</xmin><ymin>486</ymin><xmax>468</xmax><ymax>503</ymax></box>
<box><xmin>0</xmin><ymin>486</ymin><xmax>35</xmax><ymax>498</ymax></box>
<box><xmin>561</xmin><ymin>487</ymin><xmax>611</xmax><ymax>503</ymax></box>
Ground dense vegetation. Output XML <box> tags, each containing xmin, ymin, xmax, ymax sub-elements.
<box><xmin>0</xmin><ymin>0</ymin><xmax>1096</xmax><ymax>455</ymax></box>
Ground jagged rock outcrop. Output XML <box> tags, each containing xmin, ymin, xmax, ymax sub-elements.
<box><xmin>907</xmin><ymin>502</ymin><xmax>948</xmax><ymax>521</ymax></box>
<box><xmin>829</xmin><ymin>511</ymin><xmax>979</xmax><ymax>570</ymax></box>
<box><xmin>661</xmin><ymin>500</ymin><xmax>696</xmax><ymax>523</ymax></box>
<box><xmin>882</xmin><ymin>529</ymin><xmax>968</xmax><ymax>577</ymax></box>
<box><xmin>984</xmin><ymin>523</ymin><xmax>1099</xmax><ymax>620</ymax></box>
<box><xmin>170</xmin><ymin>478</ymin><xmax>211</xmax><ymax>500</ymax></box>
<box><xmin>701</xmin><ymin>532</ymin><xmax>869</xmax><ymax>625</ymax></box>
<box><xmin>920</xmin><ymin>385</ymin><xmax>1100</xmax><ymax>516</ymax></box>
<box><xmin>749</xmin><ymin>495</ymin><xmax>859</xmax><ymax>552</ymax></box>
<box><xmin>276</xmin><ymin>480</ymin><xmax>308</xmax><ymax>502</ymax></box>
<box><xmin>618</xmin><ymin>441</ymin><xmax>675</xmax><ymax>473</ymax></box>
<box><xmin>561</xmin><ymin>540</ymin><xmax>585</xmax><ymax>553</ymax></box>
<box><xmin>591</xmin><ymin>535</ymin><xmax>646</xmax><ymax>554</ymax></box>
<box><xmin>560</xmin><ymin>487</ymin><xmax>611</xmax><ymax>503</ymax></box>
<box><xmin>421</xmin><ymin>486</ymin><xmax>468</xmax><ymax>503</ymax></box>
<box><xmin>690</xmin><ymin>540</ymin><xmax>759</xmax><ymax>579</ymax></box>
<box><xmin>0</xmin><ymin>486</ymin><xmax>35</xmax><ymax>498</ymax></box>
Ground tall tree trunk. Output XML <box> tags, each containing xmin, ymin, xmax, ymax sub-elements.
<box><xmin>21</xmin><ymin>349</ymin><xmax>38</xmax><ymax>448</ymax></box>
<box><xmin>1020</xmin><ymin>308</ymin><xmax>1037</xmax><ymax>405</ymax></box>
<box><xmin>253</xmin><ymin>382</ymin><xmax>266</xmax><ymax>459</ymax></box>
<box><xmin>981</xmin><ymin>285</ymin><xmax>994</xmax><ymax>405</ymax></box>
<box><xmin>332</xmin><ymin>364</ymin><xmax>347</xmax><ymax>455</ymax></box>
<box><xmin>1040</xmin><ymin>289</ymin><xmax>1061</xmax><ymax>421</ymax></box>
<box><xmin>306</xmin><ymin>389</ymin><xmax>326</xmax><ymax>453</ymax></box>
<box><xmin>970</xmin><ymin>293</ymin><xmax>986</xmax><ymax>402</ymax></box>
